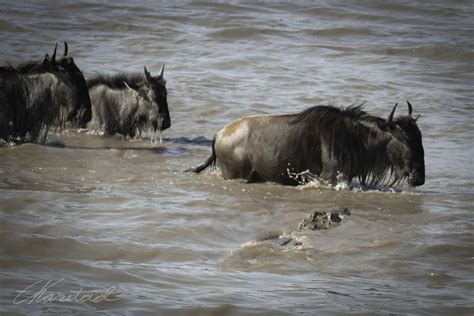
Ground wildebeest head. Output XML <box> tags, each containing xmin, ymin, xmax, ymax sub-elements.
<box><xmin>120</xmin><ymin>67</ymin><xmax>163</xmax><ymax>135</ymax></box>
<box><xmin>378</xmin><ymin>102</ymin><xmax>425</xmax><ymax>186</ymax></box>
<box><xmin>44</xmin><ymin>42</ymin><xmax>92</xmax><ymax>127</ymax></box>
<box><xmin>143</xmin><ymin>65</ymin><xmax>170</xmax><ymax>131</ymax></box>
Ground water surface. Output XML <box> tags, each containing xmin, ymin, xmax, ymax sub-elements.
<box><xmin>0</xmin><ymin>1</ymin><xmax>473</xmax><ymax>315</ymax></box>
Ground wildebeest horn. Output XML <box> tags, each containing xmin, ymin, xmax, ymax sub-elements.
<box><xmin>407</xmin><ymin>101</ymin><xmax>413</xmax><ymax>116</ymax></box>
<box><xmin>388</xmin><ymin>103</ymin><xmax>398</xmax><ymax>123</ymax></box>
<box><xmin>63</xmin><ymin>41</ymin><xmax>68</xmax><ymax>57</ymax></box>
<box><xmin>158</xmin><ymin>63</ymin><xmax>165</xmax><ymax>78</ymax></box>
<box><xmin>51</xmin><ymin>43</ymin><xmax>58</xmax><ymax>63</ymax></box>
<box><xmin>144</xmin><ymin>66</ymin><xmax>152</xmax><ymax>82</ymax></box>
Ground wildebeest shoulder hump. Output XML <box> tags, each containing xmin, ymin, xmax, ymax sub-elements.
<box><xmin>289</xmin><ymin>104</ymin><xmax>368</xmax><ymax>128</ymax></box>
<box><xmin>87</xmin><ymin>73</ymin><xmax>144</xmax><ymax>90</ymax></box>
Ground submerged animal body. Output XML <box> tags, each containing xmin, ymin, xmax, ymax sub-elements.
<box><xmin>0</xmin><ymin>42</ymin><xmax>92</xmax><ymax>143</ymax></box>
<box><xmin>261</xmin><ymin>207</ymin><xmax>352</xmax><ymax>248</ymax></box>
<box><xmin>87</xmin><ymin>66</ymin><xmax>170</xmax><ymax>139</ymax></box>
<box><xmin>189</xmin><ymin>103</ymin><xmax>425</xmax><ymax>188</ymax></box>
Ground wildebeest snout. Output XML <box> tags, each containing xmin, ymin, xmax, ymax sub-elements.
<box><xmin>160</xmin><ymin>115</ymin><xmax>171</xmax><ymax>131</ymax></box>
<box><xmin>409</xmin><ymin>168</ymin><xmax>425</xmax><ymax>187</ymax></box>
<box><xmin>77</xmin><ymin>102</ymin><xmax>92</xmax><ymax>127</ymax></box>
<box><xmin>149</xmin><ymin>113</ymin><xmax>168</xmax><ymax>132</ymax></box>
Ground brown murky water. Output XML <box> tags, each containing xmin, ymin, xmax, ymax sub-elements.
<box><xmin>1</xmin><ymin>1</ymin><xmax>473</xmax><ymax>315</ymax></box>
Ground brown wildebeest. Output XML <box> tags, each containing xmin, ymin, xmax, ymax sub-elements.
<box><xmin>187</xmin><ymin>103</ymin><xmax>425</xmax><ymax>188</ymax></box>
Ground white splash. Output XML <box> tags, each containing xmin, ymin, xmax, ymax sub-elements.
<box><xmin>333</xmin><ymin>171</ymin><xmax>350</xmax><ymax>191</ymax></box>
<box><xmin>290</xmin><ymin>169</ymin><xmax>385</xmax><ymax>192</ymax></box>
<box><xmin>287</xmin><ymin>169</ymin><xmax>319</xmax><ymax>184</ymax></box>
<box><xmin>152</xmin><ymin>130</ymin><xmax>162</xmax><ymax>144</ymax></box>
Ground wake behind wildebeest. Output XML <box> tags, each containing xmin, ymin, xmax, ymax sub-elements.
<box><xmin>188</xmin><ymin>102</ymin><xmax>425</xmax><ymax>188</ymax></box>
<box><xmin>87</xmin><ymin>65</ymin><xmax>170</xmax><ymax>142</ymax></box>
<box><xmin>0</xmin><ymin>42</ymin><xmax>92</xmax><ymax>144</ymax></box>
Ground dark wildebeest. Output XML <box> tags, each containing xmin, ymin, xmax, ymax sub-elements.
<box><xmin>0</xmin><ymin>42</ymin><xmax>92</xmax><ymax>143</ymax></box>
<box><xmin>87</xmin><ymin>65</ymin><xmax>170</xmax><ymax>140</ymax></box>
<box><xmin>188</xmin><ymin>102</ymin><xmax>425</xmax><ymax>188</ymax></box>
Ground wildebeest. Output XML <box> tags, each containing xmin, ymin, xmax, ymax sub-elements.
<box><xmin>188</xmin><ymin>102</ymin><xmax>425</xmax><ymax>188</ymax></box>
<box><xmin>87</xmin><ymin>65</ymin><xmax>170</xmax><ymax>140</ymax></box>
<box><xmin>0</xmin><ymin>43</ymin><xmax>92</xmax><ymax>143</ymax></box>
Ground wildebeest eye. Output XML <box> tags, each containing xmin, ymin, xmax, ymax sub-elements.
<box><xmin>137</xmin><ymin>89</ymin><xmax>149</xmax><ymax>100</ymax></box>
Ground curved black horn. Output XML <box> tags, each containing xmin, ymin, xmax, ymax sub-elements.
<box><xmin>407</xmin><ymin>101</ymin><xmax>413</xmax><ymax>116</ymax></box>
<box><xmin>388</xmin><ymin>103</ymin><xmax>398</xmax><ymax>123</ymax></box>
<box><xmin>63</xmin><ymin>41</ymin><xmax>68</xmax><ymax>57</ymax></box>
<box><xmin>51</xmin><ymin>43</ymin><xmax>58</xmax><ymax>62</ymax></box>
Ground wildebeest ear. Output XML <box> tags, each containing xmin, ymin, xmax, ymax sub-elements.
<box><xmin>61</xmin><ymin>56</ymin><xmax>74</xmax><ymax>66</ymax></box>
<box><xmin>43</xmin><ymin>54</ymin><xmax>52</xmax><ymax>69</ymax></box>
<box><xmin>377</xmin><ymin>118</ymin><xmax>392</xmax><ymax>132</ymax></box>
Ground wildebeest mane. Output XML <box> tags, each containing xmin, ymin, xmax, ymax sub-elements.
<box><xmin>290</xmin><ymin>105</ymin><xmax>396</xmax><ymax>188</ymax></box>
<box><xmin>1</xmin><ymin>60</ymin><xmax>51</xmax><ymax>75</ymax></box>
<box><xmin>290</xmin><ymin>104</ymin><xmax>368</xmax><ymax>127</ymax></box>
<box><xmin>87</xmin><ymin>73</ymin><xmax>145</xmax><ymax>90</ymax></box>
<box><xmin>17</xmin><ymin>60</ymin><xmax>49</xmax><ymax>74</ymax></box>
<box><xmin>0</xmin><ymin>65</ymin><xmax>16</xmax><ymax>74</ymax></box>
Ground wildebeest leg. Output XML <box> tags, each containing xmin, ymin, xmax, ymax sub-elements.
<box><xmin>157</xmin><ymin>130</ymin><xmax>162</xmax><ymax>144</ymax></box>
<box><xmin>320</xmin><ymin>143</ymin><xmax>338</xmax><ymax>184</ymax></box>
<box><xmin>219</xmin><ymin>158</ymin><xmax>249</xmax><ymax>179</ymax></box>
<box><xmin>152</xmin><ymin>130</ymin><xmax>162</xmax><ymax>144</ymax></box>
<box><xmin>41</xmin><ymin>125</ymin><xmax>50</xmax><ymax>144</ymax></box>
<box><xmin>246</xmin><ymin>169</ymin><xmax>264</xmax><ymax>183</ymax></box>
<box><xmin>320</xmin><ymin>168</ymin><xmax>337</xmax><ymax>185</ymax></box>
